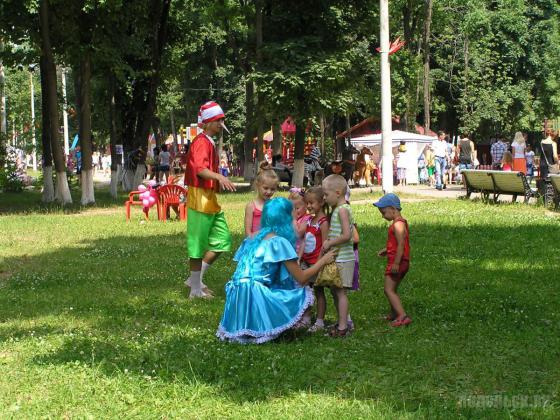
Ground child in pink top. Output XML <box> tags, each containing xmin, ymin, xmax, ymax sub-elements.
<box><xmin>244</xmin><ymin>163</ymin><xmax>279</xmax><ymax>237</ymax></box>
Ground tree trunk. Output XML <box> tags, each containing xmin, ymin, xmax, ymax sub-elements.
<box><xmin>0</xmin><ymin>43</ymin><xmax>6</xmax><ymax>170</ymax></box>
<box><xmin>243</xmin><ymin>78</ymin><xmax>256</xmax><ymax>180</ymax></box>
<box><xmin>109</xmin><ymin>72</ymin><xmax>120</xmax><ymax>199</ymax></box>
<box><xmin>272</xmin><ymin>118</ymin><xmax>282</xmax><ymax>156</ymax></box>
<box><xmin>170</xmin><ymin>109</ymin><xmax>178</xmax><ymax>154</ymax></box>
<box><xmin>39</xmin><ymin>0</ymin><xmax>71</xmax><ymax>204</ymax></box>
<box><xmin>319</xmin><ymin>113</ymin><xmax>326</xmax><ymax>156</ymax></box>
<box><xmin>422</xmin><ymin>0</ymin><xmax>433</xmax><ymax>132</ymax></box>
<box><xmin>463</xmin><ymin>37</ymin><xmax>469</xmax><ymax>119</ymax></box>
<box><xmin>39</xmin><ymin>54</ymin><xmax>54</xmax><ymax>202</ymax></box>
<box><xmin>255</xmin><ymin>0</ymin><xmax>265</xmax><ymax>163</ymax></box>
<box><xmin>292</xmin><ymin>121</ymin><xmax>305</xmax><ymax>187</ymax></box>
<box><xmin>133</xmin><ymin>0</ymin><xmax>171</xmax><ymax>151</ymax></box>
<box><xmin>77</xmin><ymin>53</ymin><xmax>95</xmax><ymax>205</ymax></box>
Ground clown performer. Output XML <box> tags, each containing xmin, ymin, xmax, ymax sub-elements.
<box><xmin>184</xmin><ymin>101</ymin><xmax>236</xmax><ymax>298</ymax></box>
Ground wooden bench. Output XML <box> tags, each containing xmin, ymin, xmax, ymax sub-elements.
<box><xmin>461</xmin><ymin>170</ymin><xmax>538</xmax><ymax>203</ymax></box>
<box><xmin>549</xmin><ymin>175</ymin><xmax>560</xmax><ymax>209</ymax></box>
<box><xmin>461</xmin><ymin>170</ymin><xmax>497</xmax><ymax>201</ymax></box>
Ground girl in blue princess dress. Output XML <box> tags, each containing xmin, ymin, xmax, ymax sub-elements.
<box><xmin>217</xmin><ymin>198</ymin><xmax>336</xmax><ymax>344</ymax></box>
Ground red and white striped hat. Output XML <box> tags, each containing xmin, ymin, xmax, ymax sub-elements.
<box><xmin>197</xmin><ymin>101</ymin><xmax>225</xmax><ymax>127</ymax></box>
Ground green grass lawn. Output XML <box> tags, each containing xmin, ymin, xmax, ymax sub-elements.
<box><xmin>0</xmin><ymin>188</ymin><xmax>559</xmax><ymax>418</ymax></box>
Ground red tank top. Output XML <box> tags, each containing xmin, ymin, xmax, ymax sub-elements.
<box><xmin>302</xmin><ymin>216</ymin><xmax>328</xmax><ymax>264</ymax></box>
<box><xmin>251</xmin><ymin>202</ymin><xmax>262</xmax><ymax>234</ymax></box>
<box><xmin>387</xmin><ymin>217</ymin><xmax>410</xmax><ymax>261</ymax></box>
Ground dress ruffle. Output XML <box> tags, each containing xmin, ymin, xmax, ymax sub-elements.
<box><xmin>216</xmin><ymin>286</ymin><xmax>314</xmax><ymax>344</ymax></box>
<box><xmin>217</xmin><ymin>236</ymin><xmax>311</xmax><ymax>344</ymax></box>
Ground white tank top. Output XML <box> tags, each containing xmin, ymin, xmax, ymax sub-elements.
<box><xmin>512</xmin><ymin>143</ymin><xmax>525</xmax><ymax>159</ymax></box>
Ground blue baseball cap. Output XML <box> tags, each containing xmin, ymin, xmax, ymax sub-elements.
<box><xmin>373</xmin><ymin>193</ymin><xmax>401</xmax><ymax>210</ymax></box>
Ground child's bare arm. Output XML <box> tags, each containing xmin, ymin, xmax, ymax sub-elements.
<box><xmin>320</xmin><ymin>220</ymin><xmax>329</xmax><ymax>246</ymax></box>
<box><xmin>352</xmin><ymin>223</ymin><xmax>359</xmax><ymax>245</ymax></box>
<box><xmin>244</xmin><ymin>202</ymin><xmax>254</xmax><ymax>237</ymax></box>
<box><xmin>323</xmin><ymin>207</ymin><xmax>352</xmax><ymax>250</ymax></box>
<box><xmin>284</xmin><ymin>249</ymin><xmax>336</xmax><ymax>285</ymax></box>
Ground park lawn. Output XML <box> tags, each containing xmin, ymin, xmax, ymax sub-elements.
<box><xmin>0</xmin><ymin>188</ymin><xmax>559</xmax><ymax>418</ymax></box>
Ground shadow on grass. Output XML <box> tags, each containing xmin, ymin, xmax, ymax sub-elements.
<box><xmin>0</xmin><ymin>187</ymin><xmax>129</xmax><ymax>215</ymax></box>
<box><xmin>0</xmin><ymin>220</ymin><xmax>559</xmax><ymax>415</ymax></box>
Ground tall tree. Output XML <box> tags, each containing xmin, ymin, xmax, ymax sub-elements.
<box><xmin>422</xmin><ymin>0</ymin><xmax>433</xmax><ymax>131</ymax></box>
<box><xmin>39</xmin><ymin>54</ymin><xmax>54</xmax><ymax>202</ymax></box>
<box><xmin>39</xmin><ymin>0</ymin><xmax>72</xmax><ymax>204</ymax></box>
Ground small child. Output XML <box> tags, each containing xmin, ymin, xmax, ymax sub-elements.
<box><xmin>301</xmin><ymin>187</ymin><xmax>330</xmax><ymax>332</ymax></box>
<box><xmin>373</xmin><ymin>193</ymin><xmax>411</xmax><ymax>327</ymax></box>
<box><xmin>501</xmin><ymin>151</ymin><xmax>513</xmax><ymax>171</ymax></box>
<box><xmin>289</xmin><ymin>187</ymin><xmax>310</xmax><ymax>257</ymax></box>
<box><xmin>244</xmin><ymin>162</ymin><xmax>279</xmax><ymax>236</ymax></box>
<box><xmin>321</xmin><ymin>175</ymin><xmax>355</xmax><ymax>337</ymax></box>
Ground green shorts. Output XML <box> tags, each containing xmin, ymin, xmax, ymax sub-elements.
<box><xmin>187</xmin><ymin>208</ymin><xmax>232</xmax><ymax>259</ymax></box>
<box><xmin>427</xmin><ymin>167</ymin><xmax>435</xmax><ymax>176</ymax></box>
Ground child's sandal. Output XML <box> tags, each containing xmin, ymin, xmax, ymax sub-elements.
<box><xmin>390</xmin><ymin>315</ymin><xmax>412</xmax><ymax>327</ymax></box>
<box><xmin>329</xmin><ymin>326</ymin><xmax>349</xmax><ymax>338</ymax></box>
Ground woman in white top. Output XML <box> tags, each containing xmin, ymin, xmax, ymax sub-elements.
<box><xmin>511</xmin><ymin>131</ymin><xmax>527</xmax><ymax>174</ymax></box>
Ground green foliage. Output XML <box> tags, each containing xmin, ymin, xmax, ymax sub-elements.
<box><xmin>0</xmin><ymin>147</ymin><xmax>24</xmax><ymax>192</ymax></box>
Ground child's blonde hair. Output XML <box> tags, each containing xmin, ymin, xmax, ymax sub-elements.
<box><xmin>255</xmin><ymin>160</ymin><xmax>279</xmax><ymax>187</ymax></box>
<box><xmin>322</xmin><ymin>174</ymin><xmax>347</xmax><ymax>193</ymax></box>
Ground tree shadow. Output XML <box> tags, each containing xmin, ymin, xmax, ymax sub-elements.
<box><xmin>1</xmin><ymin>220</ymin><xmax>559</xmax><ymax>415</ymax></box>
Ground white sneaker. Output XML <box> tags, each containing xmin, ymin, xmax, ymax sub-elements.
<box><xmin>189</xmin><ymin>289</ymin><xmax>213</xmax><ymax>299</ymax></box>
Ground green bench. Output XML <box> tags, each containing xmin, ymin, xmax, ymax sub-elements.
<box><xmin>461</xmin><ymin>170</ymin><xmax>538</xmax><ymax>203</ymax></box>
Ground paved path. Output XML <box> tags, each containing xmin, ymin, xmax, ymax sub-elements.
<box><xmin>351</xmin><ymin>184</ymin><xmax>464</xmax><ymax>200</ymax></box>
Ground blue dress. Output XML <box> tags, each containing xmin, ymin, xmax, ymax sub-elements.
<box><xmin>217</xmin><ymin>236</ymin><xmax>314</xmax><ymax>344</ymax></box>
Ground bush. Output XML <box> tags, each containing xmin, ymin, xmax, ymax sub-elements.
<box><xmin>0</xmin><ymin>147</ymin><xmax>24</xmax><ymax>192</ymax></box>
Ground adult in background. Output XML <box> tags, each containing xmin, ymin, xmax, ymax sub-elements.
<box><xmin>184</xmin><ymin>101</ymin><xmax>236</xmax><ymax>298</ymax></box>
<box><xmin>431</xmin><ymin>131</ymin><xmax>449</xmax><ymax>190</ymax></box>
<box><xmin>539</xmin><ymin>130</ymin><xmax>559</xmax><ymax>179</ymax></box>
<box><xmin>490</xmin><ymin>137</ymin><xmax>507</xmax><ymax>170</ymax></box>
<box><xmin>511</xmin><ymin>132</ymin><xmax>527</xmax><ymax>174</ymax></box>
<box><xmin>159</xmin><ymin>144</ymin><xmax>171</xmax><ymax>183</ymax></box>
<box><xmin>457</xmin><ymin>136</ymin><xmax>476</xmax><ymax>183</ymax></box>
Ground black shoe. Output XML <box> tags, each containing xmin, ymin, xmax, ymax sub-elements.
<box><xmin>443</xmin><ymin>184</ymin><xmax>447</xmax><ymax>189</ymax></box>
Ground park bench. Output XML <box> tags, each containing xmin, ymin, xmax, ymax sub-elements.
<box><xmin>548</xmin><ymin>175</ymin><xmax>560</xmax><ymax>210</ymax></box>
<box><xmin>461</xmin><ymin>170</ymin><xmax>538</xmax><ymax>203</ymax></box>
<box><xmin>462</xmin><ymin>169</ymin><xmax>497</xmax><ymax>201</ymax></box>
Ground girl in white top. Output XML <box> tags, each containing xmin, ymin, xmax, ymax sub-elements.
<box><xmin>511</xmin><ymin>132</ymin><xmax>527</xmax><ymax>174</ymax></box>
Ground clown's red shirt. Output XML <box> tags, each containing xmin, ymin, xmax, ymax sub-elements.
<box><xmin>185</xmin><ymin>133</ymin><xmax>221</xmax><ymax>213</ymax></box>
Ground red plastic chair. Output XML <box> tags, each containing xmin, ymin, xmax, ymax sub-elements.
<box><xmin>125</xmin><ymin>190</ymin><xmax>160</xmax><ymax>222</ymax></box>
<box><xmin>157</xmin><ymin>185</ymin><xmax>187</xmax><ymax>221</ymax></box>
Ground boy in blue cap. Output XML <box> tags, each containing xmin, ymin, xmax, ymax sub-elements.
<box><xmin>373</xmin><ymin>193</ymin><xmax>412</xmax><ymax>327</ymax></box>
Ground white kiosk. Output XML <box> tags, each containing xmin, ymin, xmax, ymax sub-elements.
<box><xmin>351</xmin><ymin>130</ymin><xmax>436</xmax><ymax>185</ymax></box>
